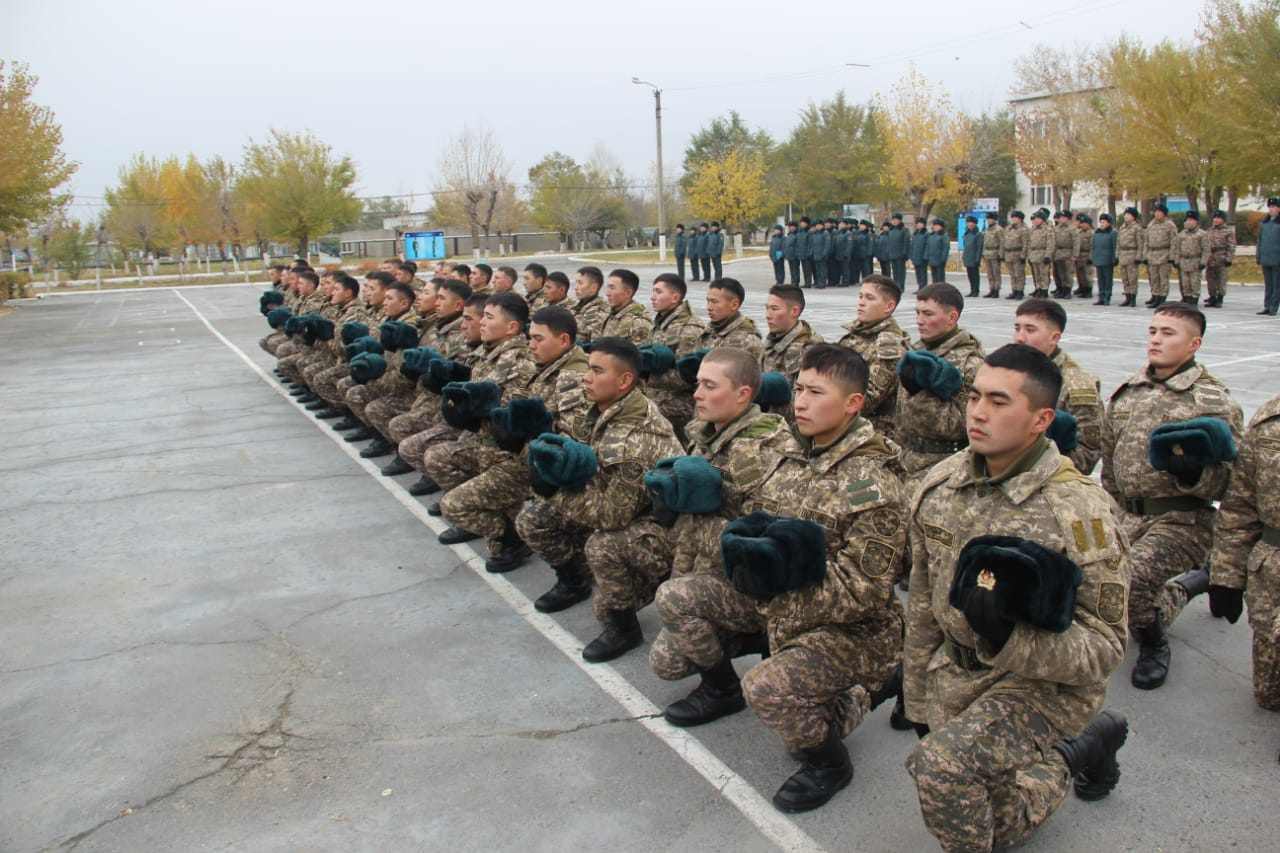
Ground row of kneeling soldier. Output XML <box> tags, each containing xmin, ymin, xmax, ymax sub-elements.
<box><xmin>257</xmin><ymin>265</ymin><xmax>1278</xmax><ymax>848</ymax></box>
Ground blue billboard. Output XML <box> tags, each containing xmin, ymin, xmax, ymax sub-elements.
<box><xmin>404</xmin><ymin>231</ymin><xmax>446</xmax><ymax>261</ymax></box>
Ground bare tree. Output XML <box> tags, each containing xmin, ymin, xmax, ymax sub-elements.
<box><xmin>433</xmin><ymin>124</ymin><xmax>514</xmax><ymax>260</ymax></box>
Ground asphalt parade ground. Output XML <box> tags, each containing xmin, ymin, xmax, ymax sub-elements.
<box><xmin>3</xmin><ymin>256</ymin><xmax>1278</xmax><ymax>851</ymax></box>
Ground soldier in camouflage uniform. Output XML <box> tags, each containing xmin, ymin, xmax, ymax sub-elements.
<box><xmin>649</xmin><ymin>349</ymin><xmax>793</xmax><ymax>723</ymax></box>
<box><xmin>300</xmin><ymin>274</ymin><xmax>370</xmax><ymax>417</ymax></box>
<box><xmin>1027</xmin><ymin>210</ymin><xmax>1056</xmax><ymax>299</ymax></box>
<box><xmin>541</xmin><ymin>271</ymin><xmax>577</xmax><ymax>311</ymax></box>
<box><xmin>274</xmin><ymin>270</ymin><xmax>327</xmax><ymax>364</ymax></box>
<box><xmin>896</xmin><ymin>283</ymin><xmax>987</xmax><ymax>480</ymax></box>
<box><xmin>315</xmin><ymin>271</ymin><xmax>389</xmax><ymax>417</ymax></box>
<box><xmin>981</xmin><ymin>212</ymin><xmax>1003</xmax><ymax>298</ymax></box>
<box><xmin>1001</xmin><ymin>211</ymin><xmax>1030</xmax><ymax>300</ymax></box>
<box><xmin>1203</xmin><ymin>210</ymin><xmax>1237</xmax><ymax>308</ymax></box>
<box><xmin>342</xmin><ymin>281</ymin><xmax>423</xmax><ymax>457</ymax></box>
<box><xmin>645</xmin><ymin>273</ymin><xmax>705</xmax><ymax>438</ymax></box>
<box><xmin>572</xmin><ymin>266</ymin><xmax>610</xmax><ymax>344</ymax></box>
<box><xmin>1117</xmin><ymin>206</ymin><xmax>1147</xmax><ymax>307</ymax></box>
<box><xmin>257</xmin><ymin>265</ymin><xmax>289</xmax><ymax>354</ymax></box>
<box><xmin>904</xmin><ymin>343</ymin><xmax>1131</xmax><ymax>853</ymax></box>
<box><xmin>1073</xmin><ymin>213</ymin><xmax>1095</xmax><ymax>298</ymax></box>
<box><xmin>760</xmin><ymin>285</ymin><xmax>823</xmax><ymax>419</ymax></box>
<box><xmin>516</xmin><ymin>338</ymin><xmax>683</xmax><ymax>661</ymax></box>
<box><xmin>700</xmin><ymin>278</ymin><xmax>763</xmax><ymax>358</ymax></box>
<box><xmin>1144</xmin><ymin>204</ymin><xmax>1178</xmax><ymax>307</ymax></box>
<box><xmin>1172</xmin><ymin>210</ymin><xmax>1212</xmax><ymax>306</ymax></box>
<box><xmin>365</xmin><ymin>280</ymin><xmax>439</xmax><ymax>468</ymax></box>
<box><xmin>837</xmin><ymin>275</ymin><xmax>911</xmax><ymax>440</ymax></box>
<box><xmin>422</xmin><ymin>292</ymin><xmax>536</xmax><ymax>544</ymax></box>
<box><xmin>1209</xmin><ymin>392</ymin><xmax>1280</xmax><ymax>722</ymax></box>
<box><xmin>1013</xmin><ymin>299</ymin><xmax>1103</xmax><ymax>474</ymax></box>
<box><xmin>1101</xmin><ymin>302</ymin><xmax>1243</xmax><ymax>689</ymax></box>
<box><xmin>440</xmin><ymin>305</ymin><xmax>589</xmax><ymax>573</ymax></box>
<box><xmin>278</xmin><ymin>271</ymin><xmax>341</xmax><ymax>386</ymax></box>
<box><xmin>522</xmin><ymin>263</ymin><xmax>548</xmax><ymax>312</ymax></box>
<box><xmin>1051</xmin><ymin>211</ymin><xmax>1077</xmax><ymax>298</ymax></box>
<box><xmin>598</xmin><ymin>268</ymin><xmax>653</xmax><ymax>346</ymax></box>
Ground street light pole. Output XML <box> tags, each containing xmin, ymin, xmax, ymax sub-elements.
<box><xmin>633</xmin><ymin>77</ymin><xmax>666</xmax><ymax>262</ymax></box>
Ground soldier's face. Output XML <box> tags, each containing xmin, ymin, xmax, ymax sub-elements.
<box><xmin>693</xmin><ymin>361</ymin><xmax>752</xmax><ymax>428</ymax></box>
<box><xmin>1184</xmin><ymin>218</ymin><xmax>1198</xmax><ymax>231</ymax></box>
<box><xmin>415</xmin><ymin>287</ymin><xmax>436</xmax><ymax>315</ymax></box>
<box><xmin>528</xmin><ymin>322</ymin><xmax>570</xmax><ymax>366</ymax></box>
<box><xmin>1011</xmin><ymin>315</ymin><xmax>1061</xmax><ymax>357</ymax></box>
<box><xmin>363</xmin><ymin>281</ymin><xmax>385</xmax><ymax>306</ymax></box>
<box><xmin>437</xmin><ymin>290</ymin><xmax>463</xmax><ymax>317</ymax></box>
<box><xmin>383</xmin><ymin>290</ymin><xmax>411</xmax><ymax>316</ymax></box>
<box><xmin>705</xmin><ymin>288</ymin><xmax>739</xmax><ymax>323</ymax></box>
<box><xmin>545</xmin><ymin>282</ymin><xmax>569</xmax><ymax>304</ymax></box>
<box><xmin>915</xmin><ymin>299</ymin><xmax>958</xmax><ymax>341</ymax></box>
<box><xmin>480</xmin><ymin>305</ymin><xmax>516</xmax><ymax>344</ymax></box>
<box><xmin>793</xmin><ymin>368</ymin><xmax>863</xmax><ymax>446</ymax></box>
<box><xmin>966</xmin><ymin>365</ymin><xmax>1055</xmax><ymax>475</ymax></box>
<box><xmin>269</xmin><ymin>269</ymin><xmax>282</xmax><ymax>284</ymax></box>
<box><xmin>584</xmin><ymin>352</ymin><xmax>632</xmax><ymax>408</ymax></box>
<box><xmin>575</xmin><ymin>273</ymin><xmax>600</xmax><ymax>300</ymax></box>
<box><xmin>487</xmin><ymin>270</ymin><xmax>509</xmax><ymax>291</ymax></box>
<box><xmin>605</xmin><ymin>278</ymin><xmax>635</xmax><ymax>308</ymax></box>
<box><xmin>651</xmin><ymin>281</ymin><xmax>682</xmax><ymax>314</ymax></box>
<box><xmin>461</xmin><ymin>307</ymin><xmax>483</xmax><ymax>344</ymax></box>
<box><xmin>523</xmin><ymin>270</ymin><xmax>544</xmax><ymax>292</ymax></box>
<box><xmin>857</xmin><ymin>283</ymin><xmax>895</xmax><ymax>324</ymax></box>
<box><xmin>331</xmin><ymin>284</ymin><xmax>352</xmax><ymax>305</ymax></box>
<box><xmin>395</xmin><ymin>269</ymin><xmax>413</xmax><ymax>284</ymax></box>
<box><xmin>764</xmin><ymin>294</ymin><xmax>799</xmax><ymax>334</ymax></box>
<box><xmin>1147</xmin><ymin>314</ymin><xmax>1202</xmax><ymax>374</ymax></box>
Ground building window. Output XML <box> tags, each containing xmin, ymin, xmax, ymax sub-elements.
<box><xmin>1031</xmin><ymin>185</ymin><xmax>1052</xmax><ymax>207</ymax></box>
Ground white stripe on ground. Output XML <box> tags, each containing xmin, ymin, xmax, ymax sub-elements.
<box><xmin>172</xmin><ymin>289</ymin><xmax>827</xmax><ymax>853</ymax></box>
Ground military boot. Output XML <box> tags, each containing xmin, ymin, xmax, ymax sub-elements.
<box><xmin>534</xmin><ymin>559</ymin><xmax>592</xmax><ymax>613</ymax></box>
<box><xmin>663</xmin><ymin>657</ymin><xmax>746</xmax><ymax>727</ymax></box>
<box><xmin>296</xmin><ymin>392</ymin><xmax>320</xmax><ymax>404</ymax></box>
<box><xmin>771</xmin><ymin>729</ymin><xmax>854</xmax><ymax>813</ymax></box>
<box><xmin>582</xmin><ymin>609</ymin><xmax>643</xmax><ymax>663</ymax></box>
<box><xmin>408</xmin><ymin>475</ymin><xmax>440</xmax><ymax>497</ymax></box>
<box><xmin>1131</xmin><ymin>620</ymin><xmax>1171</xmax><ymax>690</ymax></box>
<box><xmin>315</xmin><ymin>406</ymin><xmax>344</xmax><ymax>419</ymax></box>
<box><xmin>984</xmin><ymin>290</ymin><xmax>1000</xmax><ymax>298</ymax></box>
<box><xmin>343</xmin><ymin>426</ymin><xmax>376</xmax><ymax>442</ymax></box>
<box><xmin>380</xmin><ymin>455</ymin><xmax>413</xmax><ymax>476</ymax></box>
<box><xmin>1184</xmin><ymin>296</ymin><xmax>1198</xmax><ymax>307</ymax></box>
<box><xmin>359</xmin><ymin>438</ymin><xmax>394</xmax><ymax>459</ymax></box>
<box><xmin>304</xmin><ymin>397</ymin><xmax>328</xmax><ymax>410</ymax></box>
<box><xmin>485</xmin><ymin>520</ymin><xmax>533</xmax><ymax>574</ymax></box>
<box><xmin>969</xmin><ymin>284</ymin><xmax>980</xmax><ymax>297</ymax></box>
<box><xmin>1053</xmin><ymin>710</ymin><xmax>1129</xmax><ymax>801</ymax></box>
<box><xmin>331</xmin><ymin>411</ymin><xmax>361</xmax><ymax>430</ymax></box>
<box><xmin>1121</xmin><ymin>294</ymin><xmax>1137</xmax><ymax>307</ymax></box>
<box><xmin>1149</xmin><ymin>295</ymin><xmax>1166</xmax><ymax>309</ymax></box>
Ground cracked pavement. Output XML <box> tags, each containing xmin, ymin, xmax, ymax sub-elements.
<box><xmin>3</xmin><ymin>277</ymin><xmax>1278</xmax><ymax>852</ymax></box>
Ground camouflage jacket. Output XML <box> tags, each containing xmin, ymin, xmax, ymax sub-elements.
<box><xmin>1209</xmin><ymin>394</ymin><xmax>1280</xmax><ymax>634</ymax></box>
<box><xmin>1075</xmin><ymin>227</ymin><xmax>1093</xmax><ymax>263</ymax></box>
<box><xmin>408</xmin><ymin>341</ymin><xmax>484</xmax><ymax>418</ymax></box>
<box><xmin>761</xmin><ymin>319</ymin><xmax>823</xmax><ymax>382</ymax></box>
<box><xmin>896</xmin><ymin>327</ymin><xmax>987</xmax><ymax>474</ymax></box>
<box><xmin>522</xmin><ymin>345</ymin><xmax>591</xmax><ymax>434</ymax></box>
<box><xmin>450</xmin><ymin>334</ymin><xmax>537</xmax><ymax>463</ymax></box>
<box><xmin>572</xmin><ymin>295</ymin><xmax>610</xmax><ymax>344</ymax></box>
<box><xmin>1174</xmin><ymin>225</ymin><xmax>1211</xmax><ymax>270</ymax></box>
<box><xmin>526</xmin><ymin>287</ymin><xmax>548</xmax><ymax>314</ymax></box>
<box><xmin>1027</xmin><ymin>222</ymin><xmax>1056</xmax><ymax>264</ymax></box>
<box><xmin>1117</xmin><ymin>221</ymin><xmax>1146</xmax><ymax>264</ymax></box>
<box><xmin>904</xmin><ymin>438</ymin><xmax>1130</xmax><ymax>737</ymax></box>
<box><xmin>1001</xmin><ymin>221</ymin><xmax>1030</xmax><ymax>257</ymax></box>
<box><xmin>699</xmin><ymin>311</ymin><xmax>763</xmax><ymax>359</ymax></box>
<box><xmin>1052</xmin><ymin>347</ymin><xmax>1103</xmax><ymax>475</ymax></box>
<box><xmin>1206</xmin><ymin>222</ymin><xmax>1237</xmax><ymax>267</ymax></box>
<box><xmin>599</xmin><ymin>300</ymin><xmax>653</xmax><ymax>346</ymax></box>
<box><xmin>1144</xmin><ymin>218</ymin><xmax>1178</xmax><ymax>264</ymax></box>
<box><xmin>1101</xmin><ymin>360</ymin><xmax>1244</xmax><ymax>524</ymax></box>
<box><xmin>433</xmin><ymin>312</ymin><xmax>469</xmax><ymax>360</ymax></box>
<box><xmin>743</xmin><ymin>416</ymin><xmax>908</xmax><ymax>649</ymax></box>
<box><xmin>1053</xmin><ymin>222</ymin><xmax>1077</xmax><ymax>261</ymax></box>
<box><xmin>837</xmin><ymin>315</ymin><xmax>911</xmax><ymax>438</ymax></box>
<box><xmin>314</xmin><ymin>298</ymin><xmax>369</xmax><ymax>362</ymax></box>
<box><xmin>670</xmin><ymin>406</ymin><xmax>796</xmax><ymax>580</ymax></box>
<box><xmin>551</xmin><ymin>388</ymin><xmax>682</xmax><ymax>530</ymax></box>
<box><xmin>646</xmin><ymin>300</ymin><xmax>706</xmax><ymax>400</ymax></box>
<box><xmin>981</xmin><ymin>224</ymin><xmax>1003</xmax><ymax>261</ymax></box>
<box><xmin>365</xmin><ymin>309</ymin><xmax>423</xmax><ymax>399</ymax></box>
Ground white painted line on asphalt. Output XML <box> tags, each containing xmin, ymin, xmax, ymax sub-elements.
<box><xmin>172</xmin><ymin>289</ymin><xmax>828</xmax><ymax>853</ymax></box>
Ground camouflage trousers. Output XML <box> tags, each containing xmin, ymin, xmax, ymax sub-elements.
<box><xmin>1254</xmin><ymin>632</ymin><xmax>1280</xmax><ymax>710</ymax></box>
<box><xmin>1149</xmin><ymin>262</ymin><xmax>1171</xmax><ymax>296</ymax></box>
<box><xmin>1177</xmin><ymin>264</ymin><xmax>1203</xmax><ymax>301</ymax></box>
<box><xmin>275</xmin><ymin>337</ymin><xmax>303</xmax><ymax>361</ymax></box>
<box><xmin>906</xmin><ymin>694</ymin><xmax>1071</xmax><ymax>853</ymax></box>
<box><xmin>314</xmin><ymin>365</ymin><xmax>352</xmax><ymax>408</ymax></box>
<box><xmin>516</xmin><ymin>501</ymin><xmax>671</xmax><ymax>620</ymax></box>
<box><xmin>366</xmin><ymin>392</ymin><xmax>414</xmax><ymax>442</ymax></box>
<box><xmin>277</xmin><ymin>348</ymin><xmax>310</xmax><ymax>382</ymax></box>
<box><xmin>1119</xmin><ymin>262</ymin><xmax>1141</xmax><ymax>296</ymax></box>
<box><xmin>984</xmin><ymin>258</ymin><xmax>1002</xmax><ymax>294</ymax></box>
<box><xmin>742</xmin><ymin>623</ymin><xmax>901</xmax><ymax>755</ymax></box>
<box><xmin>260</xmin><ymin>330</ymin><xmax>286</xmax><ymax>355</ymax></box>
<box><xmin>1004</xmin><ymin>256</ymin><xmax>1025</xmax><ymax>295</ymax></box>
<box><xmin>1206</xmin><ymin>264</ymin><xmax>1229</xmax><ymax>300</ymax></box>
<box><xmin>399</xmin><ymin>423</ymin><xmax>460</xmax><ymax>474</ymax></box>
<box><xmin>650</xmin><ymin>574</ymin><xmax>766</xmax><ymax>681</ymax></box>
<box><xmin>1074</xmin><ymin>261</ymin><xmax>1093</xmax><ymax>292</ymax></box>
<box><xmin>344</xmin><ymin>383</ymin><xmax>377</xmax><ymax>423</ymax></box>
<box><xmin>1052</xmin><ymin>259</ymin><xmax>1072</xmax><ymax>292</ymax></box>
<box><xmin>423</xmin><ymin>437</ymin><xmax>495</xmax><ymax>493</ymax></box>
<box><xmin>1121</xmin><ymin>509</ymin><xmax>1213</xmax><ymax>632</ymax></box>
<box><xmin>439</xmin><ymin>453</ymin><xmax>529</xmax><ymax>554</ymax></box>
<box><xmin>1030</xmin><ymin>261</ymin><xmax>1052</xmax><ymax>292</ymax></box>
<box><xmin>303</xmin><ymin>355</ymin><xmax>338</xmax><ymax>391</ymax></box>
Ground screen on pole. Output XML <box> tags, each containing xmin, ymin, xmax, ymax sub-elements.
<box><xmin>404</xmin><ymin>231</ymin><xmax>446</xmax><ymax>261</ymax></box>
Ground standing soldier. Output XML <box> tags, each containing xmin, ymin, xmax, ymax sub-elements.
<box><xmin>1073</xmin><ymin>213</ymin><xmax>1094</xmax><ymax>299</ymax></box>
<box><xmin>783</xmin><ymin>221</ymin><xmax>801</xmax><ymax>286</ymax></box>
<box><xmin>1051</xmin><ymin>210</ymin><xmax>1076</xmax><ymax>299</ymax></box>
<box><xmin>1091</xmin><ymin>213</ymin><xmax>1119</xmax><ymax>306</ymax></box>
<box><xmin>926</xmin><ymin>218</ymin><xmax>951</xmax><ymax>285</ymax></box>
<box><xmin>1203</xmin><ymin>210</ymin><xmax>1236</xmax><ymax>308</ymax></box>
<box><xmin>1144</xmin><ymin>203</ymin><xmax>1178</xmax><ymax>308</ymax></box>
<box><xmin>1208</xmin><ymin>392</ymin><xmax>1280</xmax><ymax>735</ymax></box>
<box><xmin>903</xmin><ymin>343</ymin><xmax>1131</xmax><ymax>853</ymax></box>
<box><xmin>673</xmin><ymin>224</ymin><xmax>688</xmax><ymax>282</ymax></box>
<box><xmin>1116</xmin><ymin>207</ymin><xmax>1146</xmax><ymax>307</ymax></box>
<box><xmin>768</xmin><ymin>224</ymin><xmax>786</xmax><ymax>286</ymax></box>
<box><xmin>687</xmin><ymin>223</ymin><xmax>705</xmax><ymax>282</ymax></box>
<box><xmin>809</xmin><ymin>218</ymin><xmax>831</xmax><ymax>289</ymax></box>
<box><xmin>708</xmin><ymin>221</ymin><xmax>725</xmax><ymax>281</ymax></box>
<box><xmin>876</xmin><ymin>221</ymin><xmax>893</xmax><ymax>278</ymax></box>
<box><xmin>1101</xmin><ymin>302</ymin><xmax>1243</xmax><ymax>689</ymax></box>
<box><xmin>1173</xmin><ymin>210</ymin><xmax>1211</xmax><ymax>306</ymax></box>
<box><xmin>836</xmin><ymin>218</ymin><xmax>855</xmax><ymax>287</ymax></box>
<box><xmin>797</xmin><ymin>217</ymin><xmax>814</xmax><ymax>287</ymax></box>
<box><xmin>1027</xmin><ymin>210</ymin><xmax>1056</xmax><ymax>299</ymax></box>
<box><xmin>854</xmin><ymin>219</ymin><xmax>873</xmax><ymax>282</ymax></box>
<box><xmin>960</xmin><ymin>215</ymin><xmax>983</xmax><ymax>297</ymax></box>
<box><xmin>1002</xmin><ymin>211</ymin><xmax>1030</xmax><ymax>300</ymax></box>
<box><xmin>909</xmin><ymin>218</ymin><xmax>930</xmax><ymax>292</ymax></box>
<box><xmin>837</xmin><ymin>275</ymin><xmax>911</xmax><ymax>440</ymax></box>
<box><xmin>1258</xmin><ymin>197</ymin><xmax>1280</xmax><ymax>315</ymax></box>
<box><xmin>886</xmin><ymin>213</ymin><xmax>911</xmax><ymax>287</ymax></box>
<box><xmin>981</xmin><ymin>212</ymin><xmax>1003</xmax><ymax>298</ymax></box>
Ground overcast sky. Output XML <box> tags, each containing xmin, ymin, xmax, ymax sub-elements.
<box><xmin>5</xmin><ymin>0</ymin><xmax>1208</xmax><ymax>221</ymax></box>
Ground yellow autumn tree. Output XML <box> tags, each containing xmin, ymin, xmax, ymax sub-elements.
<box><xmin>684</xmin><ymin>147</ymin><xmax>768</xmax><ymax>235</ymax></box>
<box><xmin>874</xmin><ymin>67</ymin><xmax>975</xmax><ymax>218</ymax></box>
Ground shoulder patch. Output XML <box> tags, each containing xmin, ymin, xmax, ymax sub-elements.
<box><xmin>922</xmin><ymin>522</ymin><xmax>954</xmax><ymax>548</ymax></box>
<box><xmin>846</xmin><ymin>478</ymin><xmax>882</xmax><ymax>506</ymax></box>
<box><xmin>859</xmin><ymin>538</ymin><xmax>898</xmax><ymax>578</ymax></box>
<box><xmin>618</xmin><ymin>459</ymin><xmax>646</xmax><ymax>484</ymax></box>
<box><xmin>1096</xmin><ymin>581</ymin><xmax>1127</xmax><ymax>625</ymax></box>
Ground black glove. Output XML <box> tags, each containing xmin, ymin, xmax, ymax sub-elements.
<box><xmin>960</xmin><ymin>586</ymin><xmax>1015</xmax><ymax>651</ymax></box>
<box><xmin>650</xmin><ymin>493</ymin><xmax>679</xmax><ymax>528</ymax></box>
<box><xmin>1207</xmin><ymin>584</ymin><xmax>1244</xmax><ymax>624</ymax></box>
<box><xmin>528</xmin><ymin>464</ymin><xmax>558</xmax><ymax>499</ymax></box>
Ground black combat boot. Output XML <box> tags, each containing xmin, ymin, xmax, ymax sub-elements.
<box><xmin>1053</xmin><ymin>710</ymin><xmax>1129</xmax><ymax>801</ymax></box>
<box><xmin>304</xmin><ymin>397</ymin><xmax>328</xmax><ymax>410</ymax></box>
<box><xmin>359</xmin><ymin>438</ymin><xmax>394</xmax><ymax>459</ymax></box>
<box><xmin>485</xmin><ymin>520</ymin><xmax>533</xmax><ymax>574</ymax></box>
<box><xmin>984</xmin><ymin>290</ymin><xmax>1000</xmax><ymax>298</ymax></box>
<box><xmin>408</xmin><ymin>475</ymin><xmax>440</xmax><ymax>496</ymax></box>
<box><xmin>380</xmin><ymin>455</ymin><xmax>413</xmax><ymax>476</ymax></box>
<box><xmin>331</xmin><ymin>411</ymin><xmax>360</xmax><ymax>430</ymax></box>
<box><xmin>969</xmin><ymin>285</ymin><xmax>980</xmax><ymax>297</ymax></box>
<box><xmin>1131</xmin><ymin>620</ymin><xmax>1171</xmax><ymax>689</ymax></box>
<box><xmin>582</xmin><ymin>609</ymin><xmax>643</xmax><ymax>663</ymax></box>
<box><xmin>771</xmin><ymin>729</ymin><xmax>854</xmax><ymax>813</ymax></box>
<box><xmin>437</xmin><ymin>525</ymin><xmax>480</xmax><ymax>545</ymax></box>
<box><xmin>1149</xmin><ymin>295</ymin><xmax>1166</xmax><ymax>309</ymax></box>
<box><xmin>534</xmin><ymin>558</ymin><xmax>593</xmax><ymax>613</ymax></box>
<box><xmin>342</xmin><ymin>426</ymin><xmax>376</xmax><ymax>442</ymax></box>
<box><xmin>296</xmin><ymin>392</ymin><xmax>320</xmax><ymax>404</ymax></box>
<box><xmin>315</xmin><ymin>406</ymin><xmax>344</xmax><ymax>419</ymax></box>
<box><xmin>1121</xmin><ymin>294</ymin><xmax>1137</xmax><ymax>307</ymax></box>
<box><xmin>663</xmin><ymin>656</ymin><xmax>746</xmax><ymax>727</ymax></box>
<box><xmin>1184</xmin><ymin>296</ymin><xmax>1198</xmax><ymax>307</ymax></box>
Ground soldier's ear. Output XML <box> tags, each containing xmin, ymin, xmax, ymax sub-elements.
<box><xmin>1031</xmin><ymin>406</ymin><xmax>1056</xmax><ymax>436</ymax></box>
